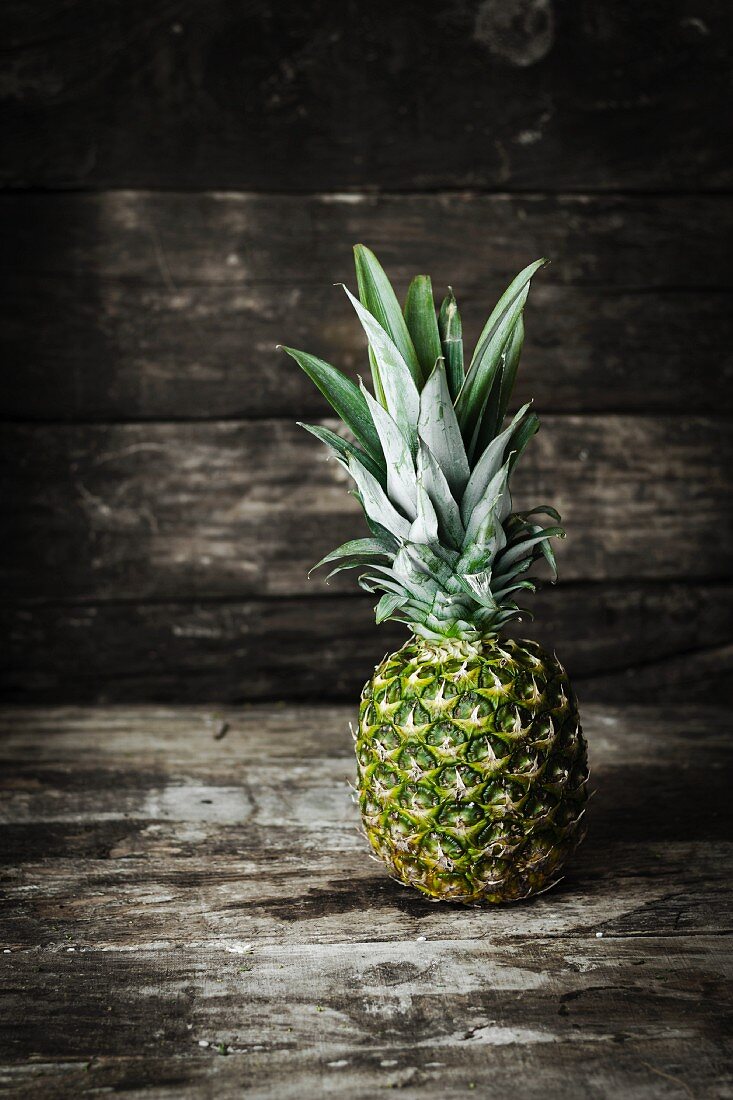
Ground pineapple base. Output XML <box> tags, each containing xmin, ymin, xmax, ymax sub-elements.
<box><xmin>356</xmin><ymin>636</ymin><xmax>588</xmax><ymax>905</ymax></box>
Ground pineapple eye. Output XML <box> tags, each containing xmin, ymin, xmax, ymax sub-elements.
<box><xmin>453</xmin><ymin>692</ymin><xmax>489</xmax><ymax>720</ymax></box>
<box><xmin>494</xmin><ymin>705</ymin><xmax>520</xmax><ymax>733</ymax></box>
<box><xmin>475</xmin><ymin>821</ymin><xmax>511</xmax><ymax>845</ymax></box>
<box><xmin>397</xmin><ymin>742</ymin><xmax>436</xmax><ymax>772</ymax></box>
<box><xmin>360</xmin><ymin>703</ymin><xmax>377</xmax><ymax>728</ymax></box>
<box><xmin>483</xmin><ymin>663</ymin><xmax>514</xmax><ymax>690</ymax></box>
<box><xmin>372</xmin><ymin>725</ymin><xmax>401</xmax><ymax>753</ymax></box>
<box><xmin>386</xmin><ymin>810</ymin><xmax>417</xmax><ymax>837</ymax></box>
<box><xmin>533</xmin><ymin>715</ymin><xmax>555</xmax><ymax>740</ymax></box>
<box><xmin>425</xmin><ymin>721</ymin><xmax>467</xmax><ymax>749</ymax></box>
<box><xmin>355</xmin><ymin>744</ymin><xmax>372</xmax><ymax>767</ymax></box>
<box><xmin>398</xmin><ymin>783</ymin><xmax>439</xmax><ymax>810</ymax></box>
<box><xmin>373</xmin><ymin>764</ymin><xmax>401</xmax><ymax>790</ymax></box>
<box><xmin>438</xmin><ymin>801</ymin><xmax>484</xmax><ymax>829</ymax></box>
<box><xmin>383</xmin><ymin>679</ymin><xmax>402</xmax><ymax>704</ymax></box>
<box><xmin>420</xmin><ymin>830</ymin><xmax>465</xmax><ymax>861</ymax></box>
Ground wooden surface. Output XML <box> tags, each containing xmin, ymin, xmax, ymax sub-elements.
<box><xmin>1</xmin><ymin>703</ymin><xmax>731</xmax><ymax>1098</ymax></box>
<box><xmin>2</xmin><ymin>5</ymin><xmax>732</xmax><ymax>705</ymax></box>
<box><xmin>3</xmin><ymin>1</ymin><xmax>731</xmax><ymax>191</ymax></box>
<box><xmin>4</xmin><ymin>192</ymin><xmax>732</xmax><ymax>421</ymax></box>
<box><xmin>3</xmin><ymin>413</ymin><xmax>731</xmax><ymax>703</ymax></box>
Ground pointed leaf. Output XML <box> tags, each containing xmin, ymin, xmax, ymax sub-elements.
<box><xmin>418</xmin><ymin>359</ymin><xmax>470</xmax><ymax>497</ymax></box>
<box><xmin>375</xmin><ymin>592</ymin><xmax>407</xmax><ymax>623</ymax></box>
<box><xmin>473</xmin><ymin>315</ymin><xmax>525</xmax><ymax>457</ymax></box>
<box><xmin>298</xmin><ymin>422</ymin><xmax>386</xmax><ymax>485</ymax></box>
<box><xmin>506</xmin><ymin>412</ymin><xmax>540</xmax><ymax>471</ymax></box>
<box><xmin>463</xmin><ymin>459</ymin><xmax>512</xmax><ymax>546</ymax></box>
<box><xmin>418</xmin><ymin>443</ymin><xmax>465</xmax><ymax>550</ymax></box>
<box><xmin>409</xmin><ymin>477</ymin><xmax>440</xmax><ymax>547</ymax></box>
<box><xmin>456</xmin><ymin>259</ymin><xmax>546</xmax><ymax>438</ymax></box>
<box><xmin>457</xmin><ymin>570</ymin><xmax>498</xmax><ymax>611</ymax></box>
<box><xmin>313</xmin><ymin>538</ymin><xmax>394</xmax><ymax>576</ymax></box>
<box><xmin>494</xmin><ymin>527</ymin><xmax>565</xmax><ymax>575</ymax></box>
<box><xmin>281</xmin><ymin>347</ymin><xmax>384</xmax><ymax>467</ymax></box>
<box><xmin>438</xmin><ymin>288</ymin><xmax>464</xmax><ymax>401</ymax></box>
<box><xmin>522</xmin><ymin>504</ymin><xmax>562</xmax><ymax>523</ymax></box>
<box><xmin>348</xmin><ymin>455</ymin><xmax>411</xmax><ymax>541</ymax></box>
<box><xmin>404</xmin><ymin>275</ymin><xmax>442</xmax><ymax>381</ymax></box>
<box><xmin>461</xmin><ymin>402</ymin><xmax>531</xmax><ymax>525</ymax></box>
<box><xmin>353</xmin><ymin>244</ymin><xmax>422</xmax><ymax>385</ymax></box>
<box><xmin>342</xmin><ymin>286</ymin><xmax>420</xmax><ymax>450</ymax></box>
<box><xmin>360</xmin><ymin>383</ymin><xmax>417</xmax><ymax>520</ymax></box>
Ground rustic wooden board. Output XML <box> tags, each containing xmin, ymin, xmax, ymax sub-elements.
<box><xmin>2</xmin><ymin>585</ymin><xmax>732</xmax><ymax>704</ymax></box>
<box><xmin>1</xmin><ymin>417</ymin><xmax>729</xmax><ymax>605</ymax></box>
<box><xmin>2</xmin><ymin>1</ymin><xmax>730</xmax><ymax>191</ymax></box>
<box><xmin>0</xmin><ymin>704</ymin><xmax>731</xmax><ymax>1098</ymax></box>
<box><xmin>3</xmin><ymin>191</ymin><xmax>732</xmax><ymax>419</ymax></box>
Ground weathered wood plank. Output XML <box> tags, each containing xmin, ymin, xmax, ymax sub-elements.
<box><xmin>2</xmin><ymin>585</ymin><xmax>732</xmax><ymax>703</ymax></box>
<box><xmin>7</xmin><ymin>193</ymin><xmax>728</xmax><ymax>288</ymax></box>
<box><xmin>1</xmin><ymin>418</ymin><xmax>729</xmax><ymax>606</ymax></box>
<box><xmin>1</xmin><ymin>1034</ymin><xmax>731</xmax><ymax>1100</ymax></box>
<box><xmin>2</xmin><ymin>1</ymin><xmax>730</xmax><ymax>191</ymax></box>
<box><xmin>3</xmin><ymin>191</ymin><xmax>732</xmax><ymax>418</ymax></box>
<box><xmin>1</xmin><ymin>705</ymin><xmax>730</xmax><ymax>948</ymax></box>
<box><xmin>0</xmin><ymin>704</ymin><xmax>731</xmax><ymax>1097</ymax></box>
<box><xmin>1</xmin><ymin>940</ymin><xmax>731</xmax><ymax>1092</ymax></box>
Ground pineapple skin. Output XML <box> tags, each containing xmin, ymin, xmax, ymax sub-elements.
<box><xmin>356</xmin><ymin>637</ymin><xmax>588</xmax><ymax>905</ymax></box>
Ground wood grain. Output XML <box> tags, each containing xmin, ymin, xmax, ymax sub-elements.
<box><xmin>2</xmin><ymin>585</ymin><xmax>731</xmax><ymax>704</ymax></box>
<box><xmin>0</xmin><ymin>704</ymin><xmax>731</xmax><ymax>1098</ymax></box>
<box><xmin>3</xmin><ymin>192</ymin><xmax>732</xmax><ymax>419</ymax></box>
<box><xmin>2</xmin><ymin>416</ymin><xmax>729</xmax><ymax>602</ymax></box>
<box><xmin>2</xmin><ymin>1</ymin><xmax>730</xmax><ymax>191</ymax></box>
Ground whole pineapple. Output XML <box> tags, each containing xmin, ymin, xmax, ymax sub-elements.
<box><xmin>282</xmin><ymin>246</ymin><xmax>588</xmax><ymax>904</ymax></box>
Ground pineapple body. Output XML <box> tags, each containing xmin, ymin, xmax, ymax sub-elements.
<box><xmin>357</xmin><ymin>637</ymin><xmax>588</xmax><ymax>904</ymax></box>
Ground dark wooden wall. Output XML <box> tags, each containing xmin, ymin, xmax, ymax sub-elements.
<box><xmin>1</xmin><ymin>1</ymin><xmax>731</xmax><ymax>704</ymax></box>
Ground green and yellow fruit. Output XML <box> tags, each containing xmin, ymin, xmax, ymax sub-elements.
<box><xmin>283</xmin><ymin>245</ymin><xmax>588</xmax><ymax>904</ymax></box>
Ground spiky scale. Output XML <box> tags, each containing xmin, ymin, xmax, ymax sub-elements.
<box><xmin>356</xmin><ymin>637</ymin><xmax>588</xmax><ymax>904</ymax></box>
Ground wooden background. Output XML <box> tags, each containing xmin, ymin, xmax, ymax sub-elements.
<box><xmin>1</xmin><ymin>0</ymin><xmax>732</xmax><ymax>704</ymax></box>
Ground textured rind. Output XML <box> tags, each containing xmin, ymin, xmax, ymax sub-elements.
<box><xmin>356</xmin><ymin>637</ymin><xmax>589</xmax><ymax>905</ymax></box>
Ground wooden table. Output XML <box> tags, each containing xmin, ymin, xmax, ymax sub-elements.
<box><xmin>1</xmin><ymin>705</ymin><xmax>731</xmax><ymax>1098</ymax></box>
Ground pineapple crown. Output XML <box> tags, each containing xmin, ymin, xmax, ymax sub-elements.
<box><xmin>280</xmin><ymin>245</ymin><xmax>564</xmax><ymax>646</ymax></box>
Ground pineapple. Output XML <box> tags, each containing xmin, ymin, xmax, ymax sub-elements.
<box><xmin>281</xmin><ymin>246</ymin><xmax>588</xmax><ymax>904</ymax></box>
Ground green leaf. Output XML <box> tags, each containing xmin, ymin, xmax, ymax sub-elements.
<box><xmin>495</xmin><ymin>315</ymin><xmax>525</xmax><ymax>428</ymax></box>
<box><xmin>463</xmin><ymin>459</ymin><xmax>512</xmax><ymax>546</ymax></box>
<box><xmin>521</xmin><ymin>504</ymin><xmax>562</xmax><ymax>523</ymax></box>
<box><xmin>417</xmin><ymin>359</ymin><xmax>470</xmax><ymax>498</ymax></box>
<box><xmin>456</xmin><ymin>570</ymin><xmax>498</xmax><ymax>611</ymax></box>
<box><xmin>359</xmin><ymin>383</ymin><xmax>417</xmax><ymax>520</ymax></box>
<box><xmin>417</xmin><ymin>443</ymin><xmax>465</xmax><ymax>551</ymax></box>
<box><xmin>461</xmin><ymin>403</ymin><xmax>531</xmax><ymax>526</ymax></box>
<box><xmin>456</xmin><ymin>259</ymin><xmax>546</xmax><ymax>439</ymax></box>
<box><xmin>438</xmin><ymin>289</ymin><xmax>464</xmax><ymax>401</ymax></box>
<box><xmin>409</xmin><ymin>477</ymin><xmax>440</xmax><ymax>548</ymax></box>
<box><xmin>404</xmin><ymin>275</ymin><xmax>442</xmax><ymax>381</ymax></box>
<box><xmin>280</xmin><ymin>347</ymin><xmax>384</xmax><ymax>468</ymax></box>
<box><xmin>348</xmin><ymin>454</ymin><xmax>411</xmax><ymax>542</ymax></box>
<box><xmin>375</xmin><ymin>592</ymin><xmax>407</xmax><ymax>623</ymax></box>
<box><xmin>342</xmin><ymin>286</ymin><xmax>420</xmax><ymax>452</ymax></box>
<box><xmin>353</xmin><ymin>244</ymin><xmax>422</xmax><ymax>386</ymax></box>
<box><xmin>298</xmin><ymin>422</ymin><xmax>386</xmax><ymax>486</ymax></box>
<box><xmin>506</xmin><ymin>412</ymin><xmax>540</xmax><ymax>472</ymax></box>
<box><xmin>472</xmin><ymin>315</ymin><xmax>525</xmax><ymax>458</ymax></box>
<box><xmin>494</xmin><ymin>527</ymin><xmax>565</xmax><ymax>575</ymax></box>
<box><xmin>312</xmin><ymin>538</ymin><xmax>394</xmax><ymax>578</ymax></box>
